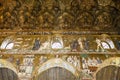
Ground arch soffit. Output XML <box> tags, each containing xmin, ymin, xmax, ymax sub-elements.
<box><xmin>34</xmin><ymin>58</ymin><xmax>78</xmax><ymax>77</ymax></box>
<box><xmin>0</xmin><ymin>59</ymin><xmax>17</xmax><ymax>74</ymax></box>
<box><xmin>94</xmin><ymin>57</ymin><xmax>120</xmax><ymax>79</ymax></box>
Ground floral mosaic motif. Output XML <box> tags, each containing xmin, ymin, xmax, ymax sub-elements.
<box><xmin>0</xmin><ymin>0</ymin><xmax>120</xmax><ymax>31</ymax></box>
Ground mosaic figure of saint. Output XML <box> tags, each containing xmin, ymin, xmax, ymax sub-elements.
<box><xmin>78</xmin><ymin>38</ymin><xmax>84</xmax><ymax>51</ymax></box>
<box><xmin>82</xmin><ymin>57</ymin><xmax>88</xmax><ymax>69</ymax></box>
<box><xmin>32</xmin><ymin>38</ymin><xmax>40</xmax><ymax>50</ymax></box>
<box><xmin>96</xmin><ymin>38</ymin><xmax>104</xmax><ymax>52</ymax></box>
<box><xmin>83</xmin><ymin>37</ymin><xmax>89</xmax><ymax>51</ymax></box>
<box><xmin>71</xmin><ymin>40</ymin><xmax>79</xmax><ymax>52</ymax></box>
<box><xmin>16</xmin><ymin>59</ymin><xmax>20</xmax><ymax>70</ymax></box>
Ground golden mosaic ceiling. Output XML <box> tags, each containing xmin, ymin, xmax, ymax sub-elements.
<box><xmin>0</xmin><ymin>0</ymin><xmax>120</xmax><ymax>33</ymax></box>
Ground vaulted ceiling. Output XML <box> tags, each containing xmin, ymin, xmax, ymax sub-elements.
<box><xmin>0</xmin><ymin>0</ymin><xmax>120</xmax><ymax>33</ymax></box>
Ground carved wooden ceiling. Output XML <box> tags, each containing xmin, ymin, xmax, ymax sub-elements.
<box><xmin>0</xmin><ymin>0</ymin><xmax>120</xmax><ymax>33</ymax></box>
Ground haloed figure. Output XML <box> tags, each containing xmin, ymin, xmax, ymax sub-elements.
<box><xmin>32</xmin><ymin>38</ymin><xmax>40</xmax><ymax>50</ymax></box>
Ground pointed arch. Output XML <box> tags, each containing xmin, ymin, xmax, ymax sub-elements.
<box><xmin>0</xmin><ymin>59</ymin><xmax>18</xmax><ymax>74</ymax></box>
<box><xmin>33</xmin><ymin>58</ymin><xmax>79</xmax><ymax>77</ymax></box>
<box><xmin>94</xmin><ymin>57</ymin><xmax>120</xmax><ymax>80</ymax></box>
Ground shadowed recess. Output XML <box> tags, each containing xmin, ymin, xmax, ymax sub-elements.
<box><xmin>96</xmin><ymin>65</ymin><xmax>120</xmax><ymax>80</ymax></box>
<box><xmin>0</xmin><ymin>68</ymin><xmax>18</xmax><ymax>80</ymax></box>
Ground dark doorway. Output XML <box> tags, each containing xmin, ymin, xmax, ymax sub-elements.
<box><xmin>0</xmin><ymin>68</ymin><xmax>18</xmax><ymax>80</ymax></box>
<box><xmin>37</xmin><ymin>67</ymin><xmax>77</xmax><ymax>80</ymax></box>
<box><xmin>96</xmin><ymin>65</ymin><xmax>120</xmax><ymax>80</ymax></box>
